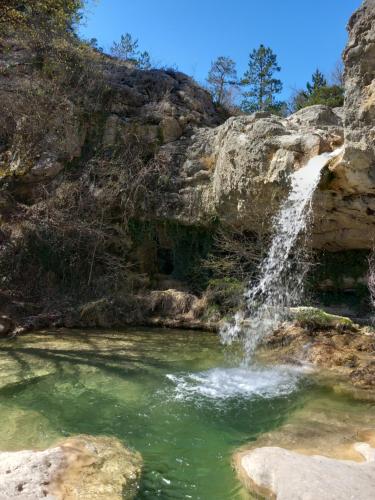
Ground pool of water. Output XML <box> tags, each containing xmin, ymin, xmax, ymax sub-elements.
<box><xmin>0</xmin><ymin>328</ymin><xmax>373</xmax><ymax>499</ymax></box>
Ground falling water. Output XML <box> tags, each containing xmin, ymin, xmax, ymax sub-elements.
<box><xmin>220</xmin><ymin>148</ymin><xmax>343</xmax><ymax>360</ymax></box>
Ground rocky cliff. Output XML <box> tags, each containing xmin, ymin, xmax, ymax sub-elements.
<box><xmin>0</xmin><ymin>1</ymin><xmax>374</xmax><ymax>328</ymax></box>
<box><xmin>157</xmin><ymin>105</ymin><xmax>343</xmax><ymax>237</ymax></box>
<box><xmin>314</xmin><ymin>0</ymin><xmax>375</xmax><ymax>250</ymax></box>
<box><xmin>156</xmin><ymin>0</ymin><xmax>375</xmax><ymax>251</ymax></box>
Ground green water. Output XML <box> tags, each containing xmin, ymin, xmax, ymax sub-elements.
<box><xmin>0</xmin><ymin>329</ymin><xmax>373</xmax><ymax>499</ymax></box>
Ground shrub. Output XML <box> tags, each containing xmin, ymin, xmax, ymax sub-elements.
<box><xmin>206</xmin><ymin>277</ymin><xmax>244</xmax><ymax>314</ymax></box>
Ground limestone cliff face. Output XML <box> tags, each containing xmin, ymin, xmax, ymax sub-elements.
<box><xmin>157</xmin><ymin>106</ymin><xmax>343</xmax><ymax>235</ymax></box>
<box><xmin>0</xmin><ymin>34</ymin><xmax>225</xmax><ymax>317</ymax></box>
<box><xmin>1</xmin><ymin>1</ymin><xmax>374</xmax><ymax>253</ymax></box>
<box><xmin>0</xmin><ymin>0</ymin><xmax>374</xmax><ymax>323</ymax></box>
<box><xmin>313</xmin><ymin>0</ymin><xmax>375</xmax><ymax>249</ymax></box>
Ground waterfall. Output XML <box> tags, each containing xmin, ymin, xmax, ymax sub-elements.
<box><xmin>220</xmin><ymin>148</ymin><xmax>343</xmax><ymax>360</ymax></box>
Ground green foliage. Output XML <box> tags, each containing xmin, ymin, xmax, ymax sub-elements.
<box><xmin>137</xmin><ymin>51</ymin><xmax>152</xmax><ymax>70</ymax></box>
<box><xmin>304</xmin><ymin>85</ymin><xmax>344</xmax><ymax>108</ymax></box>
<box><xmin>291</xmin><ymin>307</ymin><xmax>354</xmax><ymax>331</ymax></box>
<box><xmin>110</xmin><ymin>33</ymin><xmax>139</xmax><ymax>61</ymax></box>
<box><xmin>0</xmin><ymin>0</ymin><xmax>85</xmax><ymax>34</ymax></box>
<box><xmin>206</xmin><ymin>277</ymin><xmax>244</xmax><ymax>314</ymax></box>
<box><xmin>241</xmin><ymin>44</ymin><xmax>283</xmax><ymax>113</ymax></box>
<box><xmin>292</xmin><ymin>68</ymin><xmax>344</xmax><ymax>111</ymax></box>
<box><xmin>206</xmin><ymin>56</ymin><xmax>238</xmax><ymax>107</ymax></box>
<box><xmin>86</xmin><ymin>37</ymin><xmax>103</xmax><ymax>53</ymax></box>
<box><xmin>307</xmin><ymin>69</ymin><xmax>327</xmax><ymax>94</ymax></box>
<box><xmin>169</xmin><ymin>224</ymin><xmax>213</xmax><ymax>287</ymax></box>
<box><xmin>110</xmin><ymin>33</ymin><xmax>152</xmax><ymax>69</ymax></box>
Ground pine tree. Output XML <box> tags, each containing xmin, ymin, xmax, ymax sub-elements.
<box><xmin>88</xmin><ymin>38</ymin><xmax>103</xmax><ymax>53</ymax></box>
<box><xmin>110</xmin><ymin>33</ymin><xmax>139</xmax><ymax>62</ymax></box>
<box><xmin>110</xmin><ymin>34</ymin><xmax>152</xmax><ymax>70</ymax></box>
<box><xmin>206</xmin><ymin>56</ymin><xmax>238</xmax><ymax>107</ymax></box>
<box><xmin>137</xmin><ymin>51</ymin><xmax>151</xmax><ymax>70</ymax></box>
<box><xmin>241</xmin><ymin>45</ymin><xmax>283</xmax><ymax>113</ymax></box>
<box><xmin>291</xmin><ymin>67</ymin><xmax>344</xmax><ymax>112</ymax></box>
<box><xmin>306</xmin><ymin>69</ymin><xmax>327</xmax><ymax>95</ymax></box>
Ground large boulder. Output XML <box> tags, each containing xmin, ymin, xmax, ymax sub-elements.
<box><xmin>287</xmin><ymin>105</ymin><xmax>343</xmax><ymax>128</ymax></box>
<box><xmin>238</xmin><ymin>443</ymin><xmax>375</xmax><ymax>500</ymax></box>
<box><xmin>0</xmin><ymin>435</ymin><xmax>142</xmax><ymax>500</ymax></box>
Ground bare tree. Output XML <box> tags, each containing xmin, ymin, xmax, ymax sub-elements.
<box><xmin>206</xmin><ymin>56</ymin><xmax>238</xmax><ymax>107</ymax></box>
<box><xmin>202</xmin><ymin>225</ymin><xmax>269</xmax><ymax>282</ymax></box>
<box><xmin>330</xmin><ymin>60</ymin><xmax>345</xmax><ymax>87</ymax></box>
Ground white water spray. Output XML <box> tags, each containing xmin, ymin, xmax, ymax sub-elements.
<box><xmin>221</xmin><ymin>148</ymin><xmax>343</xmax><ymax>359</ymax></box>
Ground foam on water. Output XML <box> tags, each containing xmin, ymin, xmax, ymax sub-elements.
<box><xmin>166</xmin><ymin>365</ymin><xmax>306</xmax><ymax>402</ymax></box>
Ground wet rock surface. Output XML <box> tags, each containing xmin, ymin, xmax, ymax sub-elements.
<box><xmin>264</xmin><ymin>318</ymin><xmax>375</xmax><ymax>391</ymax></box>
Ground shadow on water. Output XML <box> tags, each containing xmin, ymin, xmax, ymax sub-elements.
<box><xmin>0</xmin><ymin>345</ymin><xmax>174</xmax><ymax>378</ymax></box>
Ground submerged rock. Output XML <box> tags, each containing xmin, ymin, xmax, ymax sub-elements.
<box><xmin>0</xmin><ymin>435</ymin><xmax>142</xmax><ymax>500</ymax></box>
<box><xmin>238</xmin><ymin>443</ymin><xmax>375</xmax><ymax>500</ymax></box>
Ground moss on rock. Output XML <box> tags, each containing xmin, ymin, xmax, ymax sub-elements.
<box><xmin>290</xmin><ymin>307</ymin><xmax>355</xmax><ymax>331</ymax></box>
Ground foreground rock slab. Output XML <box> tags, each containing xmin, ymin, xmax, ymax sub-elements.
<box><xmin>239</xmin><ymin>443</ymin><xmax>375</xmax><ymax>500</ymax></box>
<box><xmin>0</xmin><ymin>435</ymin><xmax>142</xmax><ymax>499</ymax></box>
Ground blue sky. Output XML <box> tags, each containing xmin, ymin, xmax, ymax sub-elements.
<box><xmin>80</xmin><ymin>0</ymin><xmax>361</xmax><ymax>101</ymax></box>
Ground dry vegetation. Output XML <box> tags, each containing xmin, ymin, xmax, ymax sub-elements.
<box><xmin>0</xmin><ymin>7</ymin><xmax>171</xmax><ymax>314</ymax></box>
<box><xmin>0</xmin><ymin>143</ymin><xmax>169</xmax><ymax>303</ymax></box>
